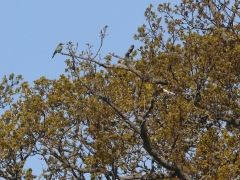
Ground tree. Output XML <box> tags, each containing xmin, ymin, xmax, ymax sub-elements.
<box><xmin>1</xmin><ymin>0</ymin><xmax>240</xmax><ymax>179</ymax></box>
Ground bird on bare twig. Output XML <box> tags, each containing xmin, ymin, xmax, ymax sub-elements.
<box><xmin>52</xmin><ymin>43</ymin><xmax>64</xmax><ymax>58</ymax></box>
<box><xmin>125</xmin><ymin>45</ymin><xmax>134</xmax><ymax>58</ymax></box>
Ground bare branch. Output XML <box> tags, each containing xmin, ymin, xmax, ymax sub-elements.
<box><xmin>61</xmin><ymin>51</ymin><xmax>169</xmax><ymax>85</ymax></box>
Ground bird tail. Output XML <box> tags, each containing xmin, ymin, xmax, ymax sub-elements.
<box><xmin>52</xmin><ymin>51</ymin><xmax>56</xmax><ymax>58</ymax></box>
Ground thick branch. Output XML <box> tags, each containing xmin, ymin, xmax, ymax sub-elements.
<box><xmin>97</xmin><ymin>95</ymin><xmax>140</xmax><ymax>134</ymax></box>
<box><xmin>140</xmin><ymin>121</ymin><xmax>191</xmax><ymax>180</ymax></box>
<box><xmin>217</xmin><ymin>116</ymin><xmax>240</xmax><ymax>127</ymax></box>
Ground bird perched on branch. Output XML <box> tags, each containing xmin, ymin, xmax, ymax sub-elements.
<box><xmin>125</xmin><ymin>45</ymin><xmax>134</xmax><ymax>58</ymax></box>
<box><xmin>129</xmin><ymin>45</ymin><xmax>134</xmax><ymax>53</ymax></box>
<box><xmin>52</xmin><ymin>43</ymin><xmax>64</xmax><ymax>58</ymax></box>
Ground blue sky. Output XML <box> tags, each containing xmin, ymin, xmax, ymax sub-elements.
<box><xmin>0</xmin><ymin>1</ymin><xmax>180</xmax><ymax>178</ymax></box>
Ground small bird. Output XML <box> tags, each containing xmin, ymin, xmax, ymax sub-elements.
<box><xmin>129</xmin><ymin>45</ymin><xmax>134</xmax><ymax>54</ymax></box>
<box><xmin>52</xmin><ymin>43</ymin><xmax>64</xmax><ymax>58</ymax></box>
<box><xmin>125</xmin><ymin>45</ymin><xmax>134</xmax><ymax>58</ymax></box>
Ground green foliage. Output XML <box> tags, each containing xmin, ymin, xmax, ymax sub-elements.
<box><xmin>1</xmin><ymin>1</ymin><xmax>240</xmax><ymax>179</ymax></box>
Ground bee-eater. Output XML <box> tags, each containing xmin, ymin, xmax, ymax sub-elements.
<box><xmin>52</xmin><ymin>43</ymin><xmax>64</xmax><ymax>58</ymax></box>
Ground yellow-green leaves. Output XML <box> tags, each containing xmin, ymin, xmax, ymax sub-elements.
<box><xmin>1</xmin><ymin>1</ymin><xmax>240</xmax><ymax>179</ymax></box>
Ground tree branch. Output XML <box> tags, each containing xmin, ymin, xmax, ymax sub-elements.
<box><xmin>140</xmin><ymin>121</ymin><xmax>191</xmax><ymax>180</ymax></box>
<box><xmin>60</xmin><ymin>51</ymin><xmax>169</xmax><ymax>85</ymax></box>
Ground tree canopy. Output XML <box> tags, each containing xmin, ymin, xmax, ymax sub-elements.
<box><xmin>0</xmin><ymin>0</ymin><xmax>240</xmax><ymax>179</ymax></box>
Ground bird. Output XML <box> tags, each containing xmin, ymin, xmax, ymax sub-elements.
<box><xmin>125</xmin><ymin>45</ymin><xmax>134</xmax><ymax>58</ymax></box>
<box><xmin>52</xmin><ymin>43</ymin><xmax>64</xmax><ymax>58</ymax></box>
<box><xmin>129</xmin><ymin>45</ymin><xmax>134</xmax><ymax>54</ymax></box>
